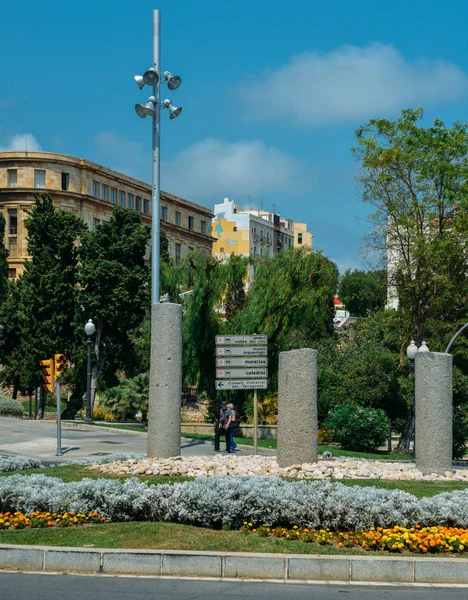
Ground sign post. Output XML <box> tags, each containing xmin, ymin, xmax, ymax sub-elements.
<box><xmin>56</xmin><ymin>380</ymin><xmax>62</xmax><ymax>456</ymax></box>
<box><xmin>215</xmin><ymin>334</ymin><xmax>268</xmax><ymax>455</ymax></box>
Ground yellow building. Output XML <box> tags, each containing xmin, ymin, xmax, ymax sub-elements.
<box><xmin>0</xmin><ymin>151</ymin><xmax>215</xmax><ymax>277</ymax></box>
<box><xmin>293</xmin><ymin>222</ymin><xmax>313</xmax><ymax>249</ymax></box>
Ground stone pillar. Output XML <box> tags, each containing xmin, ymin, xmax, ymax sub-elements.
<box><xmin>147</xmin><ymin>302</ymin><xmax>182</xmax><ymax>458</ymax></box>
<box><xmin>277</xmin><ymin>348</ymin><xmax>318</xmax><ymax>468</ymax></box>
<box><xmin>415</xmin><ymin>352</ymin><xmax>452</xmax><ymax>475</ymax></box>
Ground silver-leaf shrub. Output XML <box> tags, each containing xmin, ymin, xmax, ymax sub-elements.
<box><xmin>1</xmin><ymin>474</ymin><xmax>467</xmax><ymax>530</ymax></box>
<box><xmin>0</xmin><ymin>456</ymin><xmax>41</xmax><ymax>472</ymax></box>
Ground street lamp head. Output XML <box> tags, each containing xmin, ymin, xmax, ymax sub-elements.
<box><xmin>406</xmin><ymin>339</ymin><xmax>418</xmax><ymax>360</ymax></box>
<box><xmin>163</xmin><ymin>71</ymin><xmax>182</xmax><ymax>91</ymax></box>
<box><xmin>135</xmin><ymin>96</ymin><xmax>156</xmax><ymax>119</ymax></box>
<box><xmin>418</xmin><ymin>340</ymin><xmax>430</xmax><ymax>353</ymax></box>
<box><xmin>143</xmin><ymin>67</ymin><xmax>159</xmax><ymax>86</ymax></box>
<box><xmin>85</xmin><ymin>319</ymin><xmax>96</xmax><ymax>337</ymax></box>
<box><xmin>134</xmin><ymin>75</ymin><xmax>145</xmax><ymax>89</ymax></box>
<box><xmin>162</xmin><ymin>99</ymin><xmax>182</xmax><ymax>119</ymax></box>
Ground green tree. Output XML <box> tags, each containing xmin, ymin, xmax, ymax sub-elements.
<box><xmin>72</xmin><ymin>206</ymin><xmax>150</xmax><ymax>415</ymax></box>
<box><xmin>223</xmin><ymin>253</ymin><xmax>249</xmax><ymax>321</ymax></box>
<box><xmin>232</xmin><ymin>247</ymin><xmax>339</xmax><ymax>392</ymax></box>
<box><xmin>181</xmin><ymin>251</ymin><xmax>225</xmax><ymax>399</ymax></box>
<box><xmin>353</xmin><ymin>107</ymin><xmax>468</xmax><ymax>451</ymax></box>
<box><xmin>0</xmin><ymin>214</ymin><xmax>9</xmax><ymax>300</ymax></box>
<box><xmin>338</xmin><ymin>269</ymin><xmax>386</xmax><ymax>316</ymax></box>
<box><xmin>0</xmin><ymin>194</ymin><xmax>85</xmax><ymax>399</ymax></box>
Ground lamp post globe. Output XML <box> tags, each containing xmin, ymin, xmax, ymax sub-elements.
<box><xmin>85</xmin><ymin>319</ymin><xmax>95</xmax><ymax>337</ymax></box>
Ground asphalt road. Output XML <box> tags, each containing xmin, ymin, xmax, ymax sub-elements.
<box><xmin>0</xmin><ymin>416</ymin><xmax>274</xmax><ymax>462</ymax></box>
<box><xmin>0</xmin><ymin>573</ymin><xmax>466</xmax><ymax>600</ymax></box>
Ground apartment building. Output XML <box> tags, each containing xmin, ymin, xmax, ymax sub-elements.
<box><xmin>0</xmin><ymin>151</ymin><xmax>215</xmax><ymax>277</ymax></box>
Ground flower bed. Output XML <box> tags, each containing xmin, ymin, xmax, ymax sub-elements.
<box><xmin>241</xmin><ymin>522</ymin><xmax>468</xmax><ymax>554</ymax></box>
<box><xmin>0</xmin><ymin>510</ymin><xmax>106</xmax><ymax>529</ymax></box>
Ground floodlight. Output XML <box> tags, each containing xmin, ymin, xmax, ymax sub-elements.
<box><xmin>162</xmin><ymin>99</ymin><xmax>182</xmax><ymax>119</ymax></box>
<box><xmin>163</xmin><ymin>71</ymin><xmax>182</xmax><ymax>91</ymax></box>
<box><xmin>143</xmin><ymin>67</ymin><xmax>159</xmax><ymax>86</ymax></box>
<box><xmin>134</xmin><ymin>75</ymin><xmax>145</xmax><ymax>89</ymax></box>
<box><xmin>135</xmin><ymin>96</ymin><xmax>156</xmax><ymax>119</ymax></box>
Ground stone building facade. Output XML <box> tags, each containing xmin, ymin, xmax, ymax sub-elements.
<box><xmin>0</xmin><ymin>151</ymin><xmax>215</xmax><ymax>278</ymax></box>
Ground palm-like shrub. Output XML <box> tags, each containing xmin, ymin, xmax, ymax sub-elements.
<box><xmin>101</xmin><ymin>373</ymin><xmax>149</xmax><ymax>420</ymax></box>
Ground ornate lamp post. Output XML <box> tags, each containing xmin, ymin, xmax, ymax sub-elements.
<box><xmin>84</xmin><ymin>319</ymin><xmax>96</xmax><ymax>423</ymax></box>
<box><xmin>406</xmin><ymin>339</ymin><xmax>430</xmax><ymax>458</ymax></box>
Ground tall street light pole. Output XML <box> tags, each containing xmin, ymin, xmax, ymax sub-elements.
<box><xmin>134</xmin><ymin>9</ymin><xmax>183</xmax><ymax>458</ymax></box>
<box><xmin>85</xmin><ymin>319</ymin><xmax>96</xmax><ymax>423</ymax></box>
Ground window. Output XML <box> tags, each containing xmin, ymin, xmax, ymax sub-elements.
<box><xmin>143</xmin><ymin>199</ymin><xmax>149</xmax><ymax>214</ymax></box>
<box><xmin>188</xmin><ymin>216</ymin><xmax>194</xmax><ymax>231</ymax></box>
<box><xmin>188</xmin><ymin>246</ymin><xmax>193</xmax><ymax>252</ymax></box>
<box><xmin>8</xmin><ymin>209</ymin><xmax>17</xmax><ymax>235</ymax></box>
<box><xmin>93</xmin><ymin>218</ymin><xmax>101</xmax><ymax>230</ymax></box>
<box><xmin>34</xmin><ymin>169</ymin><xmax>46</xmax><ymax>188</ymax></box>
<box><xmin>92</xmin><ymin>180</ymin><xmax>100</xmax><ymax>197</ymax></box>
<box><xmin>127</xmin><ymin>194</ymin><xmax>134</xmax><ymax>209</ymax></box>
<box><xmin>161</xmin><ymin>206</ymin><xmax>168</xmax><ymax>221</ymax></box>
<box><xmin>119</xmin><ymin>190</ymin><xmax>125</xmax><ymax>206</ymax></box>
<box><xmin>8</xmin><ymin>268</ymin><xmax>16</xmax><ymax>279</ymax></box>
<box><xmin>61</xmin><ymin>172</ymin><xmax>69</xmax><ymax>191</ymax></box>
<box><xmin>233</xmin><ymin>226</ymin><xmax>237</xmax><ymax>232</ymax></box>
<box><xmin>111</xmin><ymin>188</ymin><xmax>117</xmax><ymax>204</ymax></box>
<box><xmin>8</xmin><ymin>237</ymin><xmax>18</xmax><ymax>258</ymax></box>
<box><xmin>7</xmin><ymin>169</ymin><xmax>17</xmax><ymax>188</ymax></box>
<box><xmin>220</xmin><ymin>247</ymin><xmax>225</xmax><ymax>253</ymax></box>
<box><xmin>175</xmin><ymin>211</ymin><xmax>181</xmax><ymax>226</ymax></box>
<box><xmin>200</xmin><ymin>220</ymin><xmax>206</xmax><ymax>235</ymax></box>
<box><xmin>135</xmin><ymin>196</ymin><xmax>142</xmax><ymax>212</ymax></box>
<box><xmin>175</xmin><ymin>243</ymin><xmax>181</xmax><ymax>265</ymax></box>
<box><xmin>101</xmin><ymin>184</ymin><xmax>109</xmax><ymax>201</ymax></box>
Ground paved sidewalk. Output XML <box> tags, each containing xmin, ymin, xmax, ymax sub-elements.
<box><xmin>0</xmin><ymin>417</ymin><xmax>273</xmax><ymax>463</ymax></box>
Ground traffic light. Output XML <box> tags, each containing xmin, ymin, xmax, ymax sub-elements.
<box><xmin>40</xmin><ymin>358</ymin><xmax>55</xmax><ymax>393</ymax></box>
<box><xmin>54</xmin><ymin>354</ymin><xmax>67</xmax><ymax>380</ymax></box>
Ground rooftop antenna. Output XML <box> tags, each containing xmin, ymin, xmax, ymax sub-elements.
<box><xmin>25</xmin><ymin>101</ymin><xmax>28</xmax><ymax>157</ymax></box>
<box><xmin>248</xmin><ymin>195</ymin><xmax>252</xmax><ymax>210</ymax></box>
<box><xmin>272</xmin><ymin>204</ymin><xmax>276</xmax><ymax>213</ymax></box>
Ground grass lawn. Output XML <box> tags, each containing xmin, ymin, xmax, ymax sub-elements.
<box><xmin>22</xmin><ymin>401</ymin><xmax>67</xmax><ymax>414</ymax></box>
<box><xmin>0</xmin><ymin>521</ymin><xmax>371</xmax><ymax>555</ymax></box>
<box><xmin>80</xmin><ymin>422</ymin><xmax>411</xmax><ymax>461</ymax></box>
<box><xmin>1</xmin><ymin>464</ymin><xmax>468</xmax><ymax>498</ymax></box>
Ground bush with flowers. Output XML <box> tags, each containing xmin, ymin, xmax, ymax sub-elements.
<box><xmin>0</xmin><ymin>510</ymin><xmax>106</xmax><ymax>530</ymax></box>
<box><xmin>324</xmin><ymin>404</ymin><xmax>388</xmax><ymax>452</ymax></box>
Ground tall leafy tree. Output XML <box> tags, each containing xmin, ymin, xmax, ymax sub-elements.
<box><xmin>74</xmin><ymin>206</ymin><xmax>150</xmax><ymax>413</ymax></box>
<box><xmin>353</xmin><ymin>107</ymin><xmax>468</xmax><ymax>451</ymax></box>
<box><xmin>0</xmin><ymin>194</ymin><xmax>85</xmax><ymax>398</ymax></box>
<box><xmin>231</xmin><ymin>247</ymin><xmax>339</xmax><ymax>391</ymax></box>
<box><xmin>338</xmin><ymin>269</ymin><xmax>386</xmax><ymax>316</ymax></box>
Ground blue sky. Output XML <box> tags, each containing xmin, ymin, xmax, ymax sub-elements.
<box><xmin>2</xmin><ymin>0</ymin><xmax>468</xmax><ymax>272</ymax></box>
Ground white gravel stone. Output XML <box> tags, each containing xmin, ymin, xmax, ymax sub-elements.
<box><xmin>85</xmin><ymin>455</ymin><xmax>468</xmax><ymax>482</ymax></box>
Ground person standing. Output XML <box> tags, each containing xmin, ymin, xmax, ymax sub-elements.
<box><xmin>215</xmin><ymin>401</ymin><xmax>231</xmax><ymax>452</ymax></box>
<box><xmin>227</xmin><ymin>402</ymin><xmax>238</xmax><ymax>452</ymax></box>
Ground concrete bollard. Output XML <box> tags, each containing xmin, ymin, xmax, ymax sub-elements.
<box><xmin>147</xmin><ymin>302</ymin><xmax>182</xmax><ymax>458</ymax></box>
<box><xmin>415</xmin><ymin>352</ymin><xmax>452</xmax><ymax>475</ymax></box>
<box><xmin>277</xmin><ymin>348</ymin><xmax>318</xmax><ymax>468</ymax></box>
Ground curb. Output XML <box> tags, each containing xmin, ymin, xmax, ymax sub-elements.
<box><xmin>1</xmin><ymin>545</ymin><xmax>468</xmax><ymax>584</ymax></box>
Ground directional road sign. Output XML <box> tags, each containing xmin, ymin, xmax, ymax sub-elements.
<box><xmin>216</xmin><ymin>346</ymin><xmax>267</xmax><ymax>357</ymax></box>
<box><xmin>216</xmin><ymin>335</ymin><xmax>268</xmax><ymax>346</ymax></box>
<box><xmin>215</xmin><ymin>379</ymin><xmax>268</xmax><ymax>390</ymax></box>
<box><xmin>216</xmin><ymin>357</ymin><xmax>268</xmax><ymax>367</ymax></box>
<box><xmin>216</xmin><ymin>368</ymin><xmax>268</xmax><ymax>379</ymax></box>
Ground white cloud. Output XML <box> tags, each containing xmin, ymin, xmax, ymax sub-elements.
<box><xmin>161</xmin><ymin>137</ymin><xmax>311</xmax><ymax>199</ymax></box>
<box><xmin>0</xmin><ymin>133</ymin><xmax>42</xmax><ymax>151</ymax></box>
<box><xmin>93</xmin><ymin>132</ymin><xmax>313</xmax><ymax>200</ymax></box>
<box><xmin>239</xmin><ymin>43</ymin><xmax>468</xmax><ymax>126</ymax></box>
